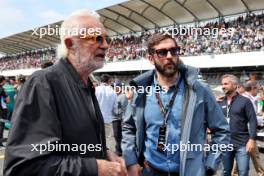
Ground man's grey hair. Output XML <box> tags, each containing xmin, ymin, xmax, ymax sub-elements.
<box><xmin>221</xmin><ymin>74</ymin><xmax>239</xmax><ymax>85</ymax></box>
<box><xmin>57</xmin><ymin>9</ymin><xmax>100</xmax><ymax>59</ymax></box>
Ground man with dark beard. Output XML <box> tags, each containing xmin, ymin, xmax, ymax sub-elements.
<box><xmin>218</xmin><ymin>74</ymin><xmax>257</xmax><ymax>176</ymax></box>
<box><xmin>122</xmin><ymin>33</ymin><xmax>230</xmax><ymax>176</ymax></box>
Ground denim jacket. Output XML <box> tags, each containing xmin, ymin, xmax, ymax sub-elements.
<box><xmin>122</xmin><ymin>64</ymin><xmax>230</xmax><ymax>176</ymax></box>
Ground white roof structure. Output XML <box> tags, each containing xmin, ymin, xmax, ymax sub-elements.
<box><xmin>98</xmin><ymin>0</ymin><xmax>264</xmax><ymax>35</ymax></box>
<box><xmin>0</xmin><ymin>0</ymin><xmax>264</xmax><ymax>55</ymax></box>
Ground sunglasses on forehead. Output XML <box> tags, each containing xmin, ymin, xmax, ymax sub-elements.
<box><xmin>80</xmin><ymin>35</ymin><xmax>112</xmax><ymax>45</ymax></box>
<box><xmin>151</xmin><ymin>47</ymin><xmax>180</xmax><ymax>58</ymax></box>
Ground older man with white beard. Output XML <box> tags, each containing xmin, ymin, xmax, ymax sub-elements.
<box><xmin>4</xmin><ymin>10</ymin><xmax>126</xmax><ymax>176</ymax></box>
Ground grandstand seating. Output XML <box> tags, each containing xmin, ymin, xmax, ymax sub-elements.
<box><xmin>0</xmin><ymin>13</ymin><xmax>263</xmax><ymax>71</ymax></box>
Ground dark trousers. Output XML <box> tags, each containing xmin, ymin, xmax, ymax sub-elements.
<box><xmin>112</xmin><ymin>120</ymin><xmax>122</xmax><ymax>155</ymax></box>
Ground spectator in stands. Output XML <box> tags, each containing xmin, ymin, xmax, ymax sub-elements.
<box><xmin>122</xmin><ymin>33</ymin><xmax>230</xmax><ymax>176</ymax></box>
<box><xmin>4</xmin><ymin>9</ymin><xmax>126</xmax><ymax>176</ymax></box>
<box><xmin>0</xmin><ymin>13</ymin><xmax>263</xmax><ymax>69</ymax></box>
<box><xmin>219</xmin><ymin>74</ymin><xmax>257</xmax><ymax>176</ymax></box>
<box><xmin>95</xmin><ymin>74</ymin><xmax>117</xmax><ymax>152</ymax></box>
<box><xmin>112</xmin><ymin>80</ymin><xmax>128</xmax><ymax>156</ymax></box>
<box><xmin>0</xmin><ymin>48</ymin><xmax>56</xmax><ymax>71</ymax></box>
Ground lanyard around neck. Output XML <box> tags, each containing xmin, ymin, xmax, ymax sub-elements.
<box><xmin>226</xmin><ymin>93</ymin><xmax>237</xmax><ymax>118</ymax></box>
<box><xmin>155</xmin><ymin>77</ymin><xmax>183</xmax><ymax>125</ymax></box>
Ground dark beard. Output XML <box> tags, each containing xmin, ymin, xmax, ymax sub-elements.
<box><xmin>223</xmin><ymin>88</ymin><xmax>236</xmax><ymax>96</ymax></box>
<box><xmin>154</xmin><ymin>61</ymin><xmax>178</xmax><ymax>77</ymax></box>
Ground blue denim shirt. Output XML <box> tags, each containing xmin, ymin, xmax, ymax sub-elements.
<box><xmin>143</xmin><ymin>74</ymin><xmax>185</xmax><ymax>172</ymax></box>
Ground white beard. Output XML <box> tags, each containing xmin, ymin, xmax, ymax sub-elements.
<box><xmin>75</xmin><ymin>49</ymin><xmax>103</xmax><ymax>74</ymax></box>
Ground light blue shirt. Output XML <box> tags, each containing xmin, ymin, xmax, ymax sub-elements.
<box><xmin>143</xmin><ymin>74</ymin><xmax>185</xmax><ymax>172</ymax></box>
<box><xmin>95</xmin><ymin>83</ymin><xmax>117</xmax><ymax>123</ymax></box>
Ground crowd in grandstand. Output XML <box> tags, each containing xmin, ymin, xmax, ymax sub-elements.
<box><xmin>0</xmin><ymin>49</ymin><xmax>56</xmax><ymax>71</ymax></box>
<box><xmin>0</xmin><ymin>12</ymin><xmax>263</xmax><ymax>70</ymax></box>
<box><xmin>108</xmin><ymin>12</ymin><xmax>264</xmax><ymax>60</ymax></box>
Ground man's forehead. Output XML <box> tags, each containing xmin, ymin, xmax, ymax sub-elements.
<box><xmin>223</xmin><ymin>78</ymin><xmax>236</xmax><ymax>85</ymax></box>
<box><xmin>78</xmin><ymin>18</ymin><xmax>107</xmax><ymax>34</ymax></box>
<box><xmin>154</xmin><ymin>38</ymin><xmax>177</xmax><ymax>49</ymax></box>
<box><xmin>222</xmin><ymin>78</ymin><xmax>231</xmax><ymax>83</ymax></box>
<box><xmin>100</xmin><ymin>28</ymin><xmax>107</xmax><ymax>35</ymax></box>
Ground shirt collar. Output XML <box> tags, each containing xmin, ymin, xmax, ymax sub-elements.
<box><xmin>224</xmin><ymin>91</ymin><xmax>239</xmax><ymax>101</ymax></box>
<box><xmin>153</xmin><ymin>72</ymin><xmax>181</xmax><ymax>90</ymax></box>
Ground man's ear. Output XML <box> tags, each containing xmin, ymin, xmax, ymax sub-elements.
<box><xmin>148</xmin><ymin>54</ymin><xmax>154</xmax><ymax>65</ymax></box>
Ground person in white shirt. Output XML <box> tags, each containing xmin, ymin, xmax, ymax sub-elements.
<box><xmin>96</xmin><ymin>74</ymin><xmax>117</xmax><ymax>151</ymax></box>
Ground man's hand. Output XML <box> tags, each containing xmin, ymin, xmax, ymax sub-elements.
<box><xmin>106</xmin><ymin>150</ymin><xmax>127</xmax><ymax>174</ymax></box>
<box><xmin>97</xmin><ymin>159</ymin><xmax>127</xmax><ymax>176</ymax></box>
<box><xmin>127</xmin><ymin>164</ymin><xmax>141</xmax><ymax>176</ymax></box>
<box><xmin>246</xmin><ymin>139</ymin><xmax>255</xmax><ymax>153</ymax></box>
<box><xmin>106</xmin><ymin>150</ymin><xmax>126</xmax><ymax>170</ymax></box>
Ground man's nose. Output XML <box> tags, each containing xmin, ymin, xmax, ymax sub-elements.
<box><xmin>166</xmin><ymin>51</ymin><xmax>173</xmax><ymax>58</ymax></box>
<box><xmin>100</xmin><ymin>39</ymin><xmax>109</xmax><ymax>49</ymax></box>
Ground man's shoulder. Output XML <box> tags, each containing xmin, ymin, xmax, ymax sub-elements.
<box><xmin>192</xmin><ymin>80</ymin><xmax>211</xmax><ymax>95</ymax></box>
<box><xmin>31</xmin><ymin>64</ymin><xmax>61</xmax><ymax>82</ymax></box>
<box><xmin>194</xmin><ymin>80</ymin><xmax>209</xmax><ymax>89</ymax></box>
<box><xmin>23</xmin><ymin>65</ymin><xmax>60</xmax><ymax>90</ymax></box>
